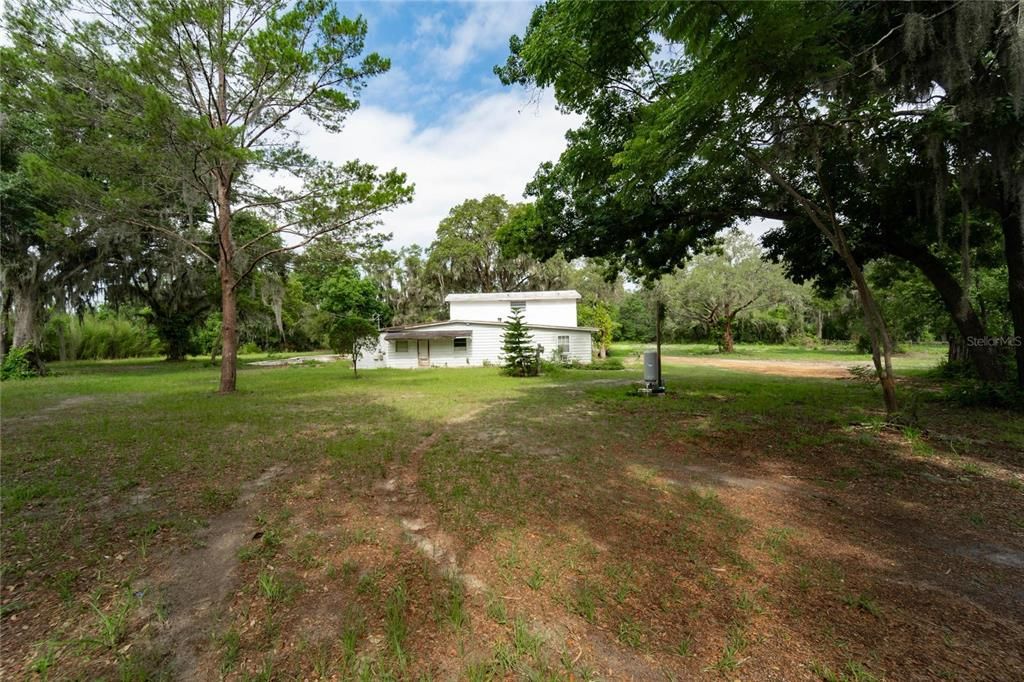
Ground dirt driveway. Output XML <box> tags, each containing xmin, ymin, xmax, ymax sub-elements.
<box><xmin>660</xmin><ymin>355</ymin><xmax>866</xmax><ymax>379</ymax></box>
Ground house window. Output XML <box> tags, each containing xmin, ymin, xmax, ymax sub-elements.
<box><xmin>557</xmin><ymin>335</ymin><xmax>570</xmax><ymax>357</ymax></box>
<box><xmin>453</xmin><ymin>337</ymin><xmax>468</xmax><ymax>351</ymax></box>
<box><xmin>395</xmin><ymin>340</ymin><xmax>409</xmax><ymax>352</ymax></box>
<box><xmin>510</xmin><ymin>300</ymin><xmax>526</xmax><ymax>313</ymax></box>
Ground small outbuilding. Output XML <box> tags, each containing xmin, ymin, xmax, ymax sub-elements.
<box><xmin>357</xmin><ymin>290</ymin><xmax>595</xmax><ymax>369</ymax></box>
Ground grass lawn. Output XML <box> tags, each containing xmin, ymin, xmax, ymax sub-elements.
<box><xmin>2</xmin><ymin>348</ymin><xmax>1022</xmax><ymax>680</ymax></box>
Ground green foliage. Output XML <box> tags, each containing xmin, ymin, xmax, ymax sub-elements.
<box><xmin>499</xmin><ymin>0</ymin><xmax>1023</xmax><ymax>388</ymax></box>
<box><xmin>500</xmin><ymin>308</ymin><xmax>537</xmax><ymax>376</ymax></box>
<box><xmin>1</xmin><ymin>346</ymin><xmax>40</xmax><ymax>381</ymax></box>
<box><xmin>430</xmin><ymin>194</ymin><xmax>570</xmax><ymax>294</ymax></box>
<box><xmin>658</xmin><ymin>231</ymin><xmax>810</xmax><ymax>351</ymax></box>
<box><xmin>941</xmin><ymin>380</ymin><xmax>1024</xmax><ymax>411</ymax></box>
<box><xmin>319</xmin><ymin>268</ymin><xmax>389</xmax><ymax>373</ymax></box>
<box><xmin>355</xmin><ymin>244</ymin><xmax>446</xmax><ymax>326</ymax></box>
<box><xmin>146</xmin><ymin>307</ymin><xmax>206</xmax><ymax>360</ymax></box>
<box><xmin>578</xmin><ymin>300</ymin><xmax>616</xmax><ymax>358</ymax></box>
<box><xmin>617</xmin><ymin>293</ymin><xmax>657</xmax><ymax>342</ymax></box>
<box><xmin>193</xmin><ymin>313</ymin><xmax>223</xmax><ymax>359</ymax></box>
<box><xmin>3</xmin><ymin>0</ymin><xmax>414</xmax><ymax>391</ymax></box>
<box><xmin>42</xmin><ymin>312</ymin><xmax>160</xmax><ymax>362</ymax></box>
<box><xmin>549</xmin><ymin>358</ymin><xmax>624</xmax><ymax>372</ymax></box>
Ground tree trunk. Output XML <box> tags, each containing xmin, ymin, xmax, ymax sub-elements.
<box><xmin>816</xmin><ymin>309</ymin><xmax>823</xmax><ymax>340</ymax></box>
<box><xmin>847</xmin><ymin>262</ymin><xmax>898</xmax><ymax>414</ymax></box>
<box><xmin>1000</xmin><ymin>199</ymin><xmax>1024</xmax><ymax>387</ymax></box>
<box><xmin>948</xmin><ymin>336</ymin><xmax>967</xmax><ymax>363</ymax></box>
<box><xmin>889</xmin><ymin>240</ymin><xmax>1004</xmax><ymax>382</ymax></box>
<box><xmin>213</xmin><ymin>34</ymin><xmax>239</xmax><ymax>393</ymax></box>
<box><xmin>219</xmin><ymin>262</ymin><xmax>238</xmax><ymax>392</ymax></box>
<box><xmin>722</xmin><ymin>315</ymin><xmax>735</xmax><ymax>352</ymax></box>
<box><xmin>0</xmin><ymin>289</ymin><xmax>11</xmax><ymax>361</ymax></box>
<box><xmin>216</xmin><ymin>179</ymin><xmax>238</xmax><ymax>393</ymax></box>
<box><xmin>11</xmin><ymin>281</ymin><xmax>41</xmax><ymax>349</ymax></box>
<box><xmin>749</xmin><ymin>149</ymin><xmax>897</xmax><ymax>412</ymax></box>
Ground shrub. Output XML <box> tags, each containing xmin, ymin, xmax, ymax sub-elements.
<box><xmin>1</xmin><ymin>346</ymin><xmax>41</xmax><ymax>380</ymax></box>
<box><xmin>541</xmin><ymin>357</ymin><xmax>624</xmax><ymax>374</ymax></box>
<box><xmin>238</xmin><ymin>341</ymin><xmax>261</xmax><ymax>354</ymax></box>
<box><xmin>577</xmin><ymin>358</ymin><xmax>622</xmax><ymax>368</ymax></box>
<box><xmin>942</xmin><ymin>381</ymin><xmax>1024</xmax><ymax>411</ymax></box>
<box><xmin>931</xmin><ymin>358</ymin><xmax>978</xmax><ymax>380</ymax></box>
<box><xmin>538</xmin><ymin>360</ymin><xmax>564</xmax><ymax>376</ymax></box>
<box><xmin>42</xmin><ymin>312</ymin><xmax>160</xmax><ymax>361</ymax></box>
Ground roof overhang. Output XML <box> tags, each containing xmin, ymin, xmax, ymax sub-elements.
<box><xmin>445</xmin><ymin>290</ymin><xmax>581</xmax><ymax>303</ymax></box>
<box><xmin>384</xmin><ymin>330</ymin><xmax>473</xmax><ymax>341</ymax></box>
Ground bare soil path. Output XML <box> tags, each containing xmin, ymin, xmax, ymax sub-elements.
<box><xmin>368</xmin><ymin>397</ymin><xmax>663</xmax><ymax>679</ymax></box>
<box><xmin>143</xmin><ymin>464</ymin><xmax>288</xmax><ymax>678</ymax></box>
<box><xmin>660</xmin><ymin>355</ymin><xmax>865</xmax><ymax>379</ymax></box>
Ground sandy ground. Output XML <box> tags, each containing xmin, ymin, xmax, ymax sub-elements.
<box><xmin>659</xmin><ymin>355</ymin><xmax>869</xmax><ymax>379</ymax></box>
<box><xmin>248</xmin><ymin>354</ymin><xmax>344</xmax><ymax>367</ymax></box>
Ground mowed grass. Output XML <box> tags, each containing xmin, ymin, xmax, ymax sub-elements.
<box><xmin>2</xmin><ymin>347</ymin><xmax>1023</xmax><ymax>680</ymax></box>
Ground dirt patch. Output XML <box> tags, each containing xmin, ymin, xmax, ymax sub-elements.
<box><xmin>661</xmin><ymin>355</ymin><xmax>865</xmax><ymax>379</ymax></box>
<box><xmin>143</xmin><ymin>463</ymin><xmax>287</xmax><ymax>677</ymax></box>
<box><xmin>43</xmin><ymin>395</ymin><xmax>98</xmax><ymax>412</ymax></box>
<box><xmin>374</xmin><ymin>413</ymin><xmax>484</xmax><ymax>592</ymax></box>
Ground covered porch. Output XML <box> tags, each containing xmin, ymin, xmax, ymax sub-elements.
<box><xmin>382</xmin><ymin>328</ymin><xmax>473</xmax><ymax>367</ymax></box>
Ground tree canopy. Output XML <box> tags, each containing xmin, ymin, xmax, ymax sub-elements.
<box><xmin>497</xmin><ymin>0</ymin><xmax>1024</xmax><ymax>409</ymax></box>
<box><xmin>3</xmin><ymin>0</ymin><xmax>413</xmax><ymax>391</ymax></box>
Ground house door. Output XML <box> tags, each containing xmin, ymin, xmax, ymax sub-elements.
<box><xmin>417</xmin><ymin>339</ymin><xmax>430</xmax><ymax>367</ymax></box>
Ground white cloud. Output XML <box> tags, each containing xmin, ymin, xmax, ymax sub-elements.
<box><xmin>415</xmin><ymin>12</ymin><xmax>444</xmax><ymax>37</ymax></box>
<box><xmin>299</xmin><ymin>89</ymin><xmax>582</xmax><ymax>249</ymax></box>
<box><xmin>431</xmin><ymin>2</ymin><xmax>534</xmax><ymax>77</ymax></box>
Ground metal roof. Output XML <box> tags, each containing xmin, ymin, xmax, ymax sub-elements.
<box><xmin>384</xmin><ymin>329</ymin><xmax>473</xmax><ymax>340</ymax></box>
<box><xmin>382</xmin><ymin>320</ymin><xmax>598</xmax><ymax>333</ymax></box>
<box><xmin>444</xmin><ymin>290</ymin><xmax>581</xmax><ymax>303</ymax></box>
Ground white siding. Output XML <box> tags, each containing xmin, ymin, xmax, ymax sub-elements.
<box><xmin>529</xmin><ymin>328</ymin><xmax>592</xmax><ymax>363</ymax></box>
<box><xmin>449</xmin><ymin>300</ymin><xmax>511</xmax><ymax>323</ymax></box>
<box><xmin>448</xmin><ymin>298</ymin><xmax>578</xmax><ymax>327</ymax></box>
<box><xmin>355</xmin><ymin>337</ymin><xmax>387</xmax><ymax>370</ymax></box>
<box><xmin>360</xmin><ymin>322</ymin><xmax>593</xmax><ymax>368</ymax></box>
<box><xmin>381</xmin><ymin>335</ymin><xmax>427</xmax><ymax>369</ymax></box>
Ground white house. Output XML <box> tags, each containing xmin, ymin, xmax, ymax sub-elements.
<box><xmin>357</xmin><ymin>290</ymin><xmax>595</xmax><ymax>369</ymax></box>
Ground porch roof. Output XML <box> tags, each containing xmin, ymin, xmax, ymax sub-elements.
<box><xmin>383</xmin><ymin>329</ymin><xmax>473</xmax><ymax>341</ymax></box>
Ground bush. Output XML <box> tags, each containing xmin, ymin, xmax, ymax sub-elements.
<box><xmin>931</xmin><ymin>358</ymin><xmax>978</xmax><ymax>380</ymax></box>
<box><xmin>538</xmin><ymin>360</ymin><xmax>565</xmax><ymax>376</ymax></box>
<box><xmin>573</xmin><ymin>358</ymin><xmax>625</xmax><ymax>370</ymax></box>
<box><xmin>541</xmin><ymin>357</ymin><xmax>625</xmax><ymax>374</ymax></box>
<box><xmin>238</xmin><ymin>341</ymin><xmax>261</xmax><ymax>354</ymax></box>
<box><xmin>193</xmin><ymin>313</ymin><xmax>223</xmax><ymax>358</ymax></box>
<box><xmin>942</xmin><ymin>380</ymin><xmax>1024</xmax><ymax>411</ymax></box>
<box><xmin>1</xmin><ymin>346</ymin><xmax>41</xmax><ymax>380</ymax></box>
<box><xmin>42</xmin><ymin>312</ymin><xmax>160</xmax><ymax>361</ymax></box>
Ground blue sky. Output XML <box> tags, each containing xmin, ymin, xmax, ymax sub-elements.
<box><xmin>351</xmin><ymin>1</ymin><xmax>536</xmax><ymax>126</ymax></box>
<box><xmin>300</xmin><ymin>2</ymin><xmax>582</xmax><ymax>249</ymax></box>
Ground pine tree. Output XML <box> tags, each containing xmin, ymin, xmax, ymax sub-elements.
<box><xmin>500</xmin><ymin>308</ymin><xmax>534</xmax><ymax>376</ymax></box>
